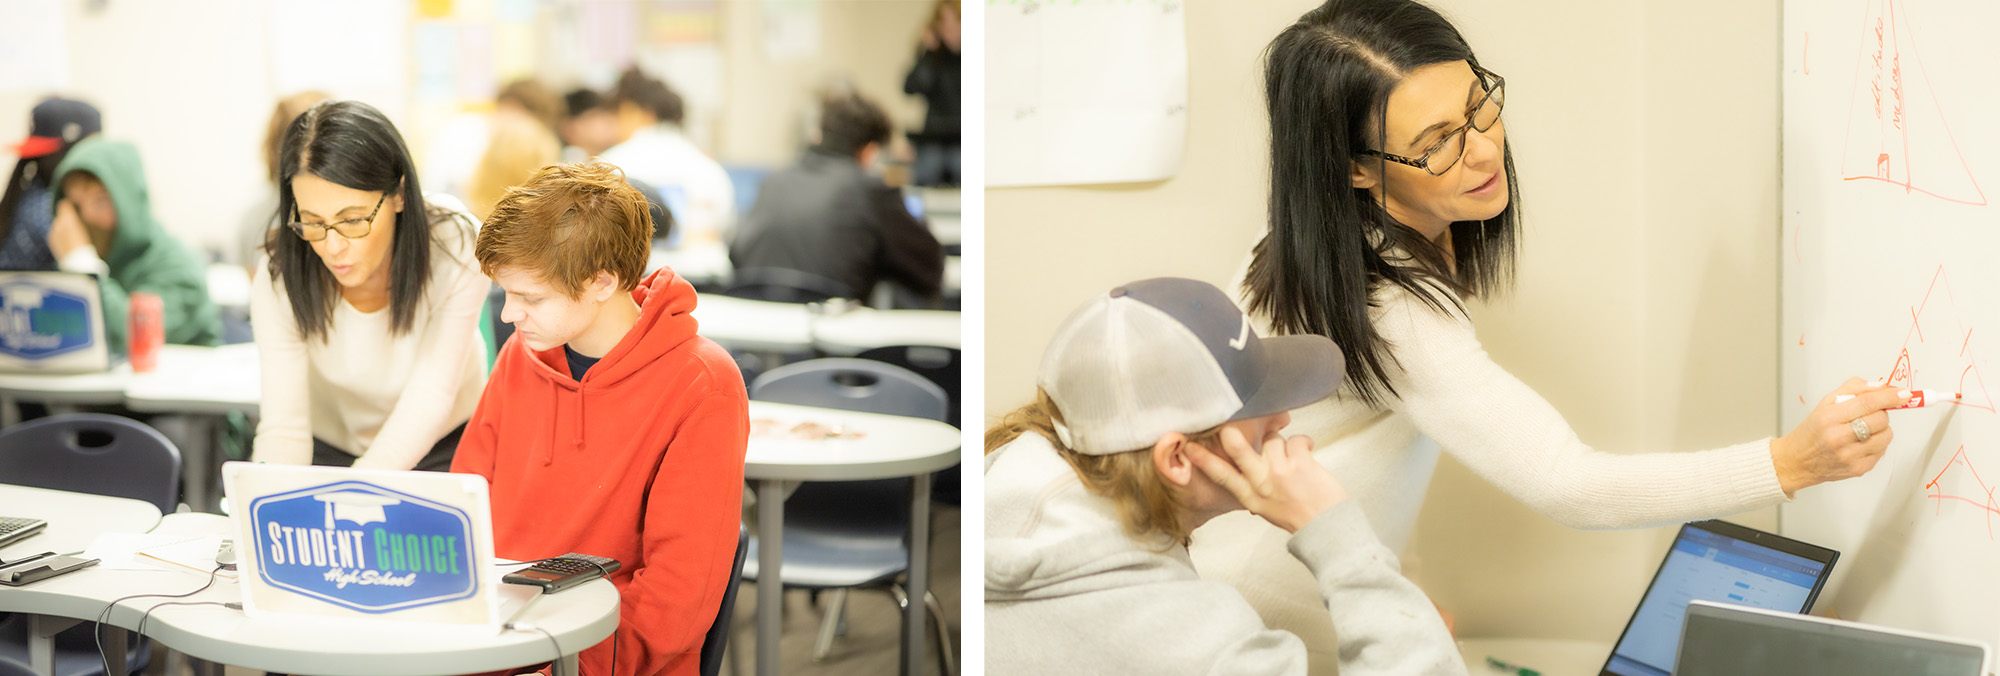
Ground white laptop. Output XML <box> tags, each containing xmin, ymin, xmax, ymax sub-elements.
<box><xmin>0</xmin><ymin>271</ymin><xmax>109</xmax><ymax>373</ymax></box>
<box><xmin>1675</xmin><ymin>600</ymin><xmax>1991</xmax><ymax>676</ymax></box>
<box><xmin>220</xmin><ymin>461</ymin><xmax>503</xmax><ymax>629</ymax></box>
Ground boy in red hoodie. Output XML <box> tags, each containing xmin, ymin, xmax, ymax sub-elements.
<box><xmin>452</xmin><ymin>162</ymin><xmax>747</xmax><ymax>676</ymax></box>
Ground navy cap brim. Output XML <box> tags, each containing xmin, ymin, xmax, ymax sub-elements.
<box><xmin>1230</xmin><ymin>334</ymin><xmax>1345</xmax><ymax>422</ymax></box>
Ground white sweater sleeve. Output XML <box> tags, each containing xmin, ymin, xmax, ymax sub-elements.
<box><xmin>1378</xmin><ymin>284</ymin><xmax>1790</xmax><ymax>529</ymax></box>
<box><xmin>250</xmin><ymin>266</ymin><xmax>315</xmax><ymax>465</ymax></box>
<box><xmin>348</xmin><ymin>249</ymin><xmax>488</xmax><ymax>470</ymax></box>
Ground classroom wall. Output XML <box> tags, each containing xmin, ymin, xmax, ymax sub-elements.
<box><xmin>0</xmin><ymin>0</ymin><xmax>934</xmax><ymax>261</ymax></box>
<box><xmin>715</xmin><ymin>0</ymin><xmax>937</xmax><ymax>167</ymax></box>
<box><xmin>984</xmin><ymin>0</ymin><xmax>1782</xmax><ymax>642</ymax></box>
<box><xmin>0</xmin><ymin>0</ymin><xmax>322</xmax><ymax>264</ymax></box>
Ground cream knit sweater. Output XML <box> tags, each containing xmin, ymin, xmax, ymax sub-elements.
<box><xmin>1188</xmin><ymin>272</ymin><xmax>1791</xmax><ymax>675</ymax></box>
<box><xmin>249</xmin><ymin>195</ymin><xmax>489</xmax><ymax>470</ymax></box>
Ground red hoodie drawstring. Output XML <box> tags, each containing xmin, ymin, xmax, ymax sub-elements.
<box><xmin>571</xmin><ymin>385</ymin><xmax>585</xmax><ymax>450</ymax></box>
<box><xmin>539</xmin><ymin>385</ymin><xmax>559</xmax><ymax>467</ymax></box>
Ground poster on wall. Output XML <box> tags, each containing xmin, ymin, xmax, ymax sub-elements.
<box><xmin>761</xmin><ymin>0</ymin><xmax>820</xmax><ymax>61</ymax></box>
<box><xmin>0</xmin><ymin>0</ymin><xmax>69</xmax><ymax>94</ymax></box>
<box><xmin>267</xmin><ymin>0</ymin><xmax>406</xmax><ymax>98</ymax></box>
<box><xmin>223</xmin><ymin>462</ymin><xmax>502</xmax><ymax>629</ymax></box>
<box><xmin>987</xmin><ymin>0</ymin><xmax>1188</xmax><ymax>187</ymax></box>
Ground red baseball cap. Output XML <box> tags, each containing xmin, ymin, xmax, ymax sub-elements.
<box><xmin>13</xmin><ymin>98</ymin><xmax>101</xmax><ymax>159</ymax></box>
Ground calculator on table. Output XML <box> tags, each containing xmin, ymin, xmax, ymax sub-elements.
<box><xmin>0</xmin><ymin>516</ymin><xmax>48</xmax><ymax>550</ymax></box>
<box><xmin>502</xmin><ymin>553</ymin><xmax>622</xmax><ymax>594</ymax></box>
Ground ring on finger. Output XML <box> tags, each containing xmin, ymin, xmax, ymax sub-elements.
<box><xmin>1850</xmin><ymin>417</ymin><xmax>1872</xmax><ymax>443</ymax></box>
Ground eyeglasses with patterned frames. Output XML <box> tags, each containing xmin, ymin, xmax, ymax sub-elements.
<box><xmin>287</xmin><ymin>192</ymin><xmax>386</xmax><ymax>242</ymax></box>
<box><xmin>1356</xmin><ymin>63</ymin><xmax>1506</xmax><ymax>177</ymax></box>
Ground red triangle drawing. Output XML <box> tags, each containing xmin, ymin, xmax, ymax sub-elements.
<box><xmin>1888</xmin><ymin>266</ymin><xmax>1995</xmax><ymax>412</ymax></box>
<box><xmin>1926</xmin><ymin>445</ymin><xmax>2000</xmax><ymax>538</ymax></box>
<box><xmin>1884</xmin><ymin>349</ymin><xmax>1914</xmax><ymax>389</ymax></box>
<box><xmin>1839</xmin><ymin>0</ymin><xmax>1986</xmax><ymax>206</ymax></box>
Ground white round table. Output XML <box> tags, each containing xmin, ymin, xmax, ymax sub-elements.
<box><xmin>692</xmin><ymin>294</ymin><xmax>815</xmax><ymax>353</ymax></box>
<box><xmin>0</xmin><ymin>493</ymin><xmax>618</xmax><ymax>676</ymax></box>
<box><xmin>649</xmin><ymin>241</ymin><xmax>733</xmax><ymax>287</ymax></box>
<box><xmin>811</xmin><ymin>308</ymin><xmax>960</xmax><ymax>357</ymax></box>
<box><xmin>124</xmin><ymin>344</ymin><xmax>260</xmax><ymax>416</ymax></box>
<box><xmin>928</xmin><ymin>213</ymin><xmax>961</xmax><ymax>249</ymax></box>
<box><xmin>0</xmin><ymin>364</ymin><xmax>132</xmax><ymax>427</ymax></box>
<box><xmin>0</xmin><ymin>484</ymin><xmax>161</xmax><ymax>562</ymax></box>
<box><xmin>741</xmin><ymin>401</ymin><xmax>961</xmax><ymax>676</ymax></box>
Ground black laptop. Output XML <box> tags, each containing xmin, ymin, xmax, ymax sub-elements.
<box><xmin>1599</xmin><ymin>519</ymin><xmax>1839</xmax><ymax>676</ymax></box>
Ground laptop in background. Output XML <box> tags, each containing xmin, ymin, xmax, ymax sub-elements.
<box><xmin>1600</xmin><ymin>519</ymin><xmax>1839</xmax><ymax>676</ymax></box>
<box><xmin>0</xmin><ymin>271</ymin><xmax>108</xmax><ymax>374</ymax></box>
<box><xmin>1677</xmin><ymin>600</ymin><xmax>1990</xmax><ymax>676</ymax></box>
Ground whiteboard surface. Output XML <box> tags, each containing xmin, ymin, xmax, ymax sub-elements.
<box><xmin>986</xmin><ymin>0</ymin><xmax>1188</xmax><ymax>187</ymax></box>
<box><xmin>1782</xmin><ymin>0</ymin><xmax>2000</xmax><ymax>648</ymax></box>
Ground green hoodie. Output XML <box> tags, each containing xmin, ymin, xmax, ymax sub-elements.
<box><xmin>52</xmin><ymin>137</ymin><xmax>220</xmax><ymax>352</ymax></box>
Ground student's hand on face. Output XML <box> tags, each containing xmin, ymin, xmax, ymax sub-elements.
<box><xmin>1189</xmin><ymin>426</ymin><xmax>1348</xmax><ymax>533</ymax></box>
<box><xmin>1771</xmin><ymin>377</ymin><xmax>1909</xmax><ymax>495</ymax></box>
<box><xmin>47</xmin><ymin>198</ymin><xmax>92</xmax><ymax>261</ymax></box>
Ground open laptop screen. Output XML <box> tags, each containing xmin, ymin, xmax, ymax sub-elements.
<box><xmin>1601</xmin><ymin>520</ymin><xmax>1838</xmax><ymax>676</ymax></box>
<box><xmin>1676</xmin><ymin>601</ymin><xmax>1989</xmax><ymax>676</ymax></box>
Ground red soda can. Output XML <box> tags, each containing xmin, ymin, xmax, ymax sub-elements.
<box><xmin>129</xmin><ymin>292</ymin><xmax>163</xmax><ymax>372</ymax></box>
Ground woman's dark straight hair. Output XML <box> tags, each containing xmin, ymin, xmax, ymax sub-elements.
<box><xmin>1244</xmin><ymin>0</ymin><xmax>1522</xmax><ymax>407</ymax></box>
<box><xmin>0</xmin><ymin>153</ymin><xmax>66</xmax><ymax>248</ymax></box>
<box><xmin>267</xmin><ymin>100</ymin><xmax>458</xmax><ymax>340</ymax></box>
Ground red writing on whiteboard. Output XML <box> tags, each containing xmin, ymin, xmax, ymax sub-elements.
<box><xmin>1926</xmin><ymin>445</ymin><xmax>2000</xmax><ymax>538</ymax></box>
<box><xmin>1883</xmin><ymin>266</ymin><xmax>1993</xmax><ymax>412</ymax></box>
<box><xmin>1838</xmin><ymin>0</ymin><xmax>1986</xmax><ymax>206</ymax></box>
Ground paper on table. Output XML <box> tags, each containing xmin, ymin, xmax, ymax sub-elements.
<box><xmin>134</xmin><ymin>534</ymin><xmax>239</xmax><ymax>581</ymax></box>
<box><xmin>988</xmin><ymin>0</ymin><xmax>1189</xmax><ymax>187</ymax></box>
<box><xmin>85</xmin><ymin>533</ymin><xmax>205</xmax><ymax>571</ymax></box>
<box><xmin>751</xmin><ymin>418</ymin><xmax>867</xmax><ymax>441</ymax></box>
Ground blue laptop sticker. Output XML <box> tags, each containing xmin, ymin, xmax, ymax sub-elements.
<box><xmin>0</xmin><ymin>281</ymin><xmax>94</xmax><ymax>359</ymax></box>
<box><xmin>248</xmin><ymin>481</ymin><xmax>480</xmax><ymax>614</ymax></box>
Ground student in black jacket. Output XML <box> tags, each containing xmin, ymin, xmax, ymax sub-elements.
<box><xmin>729</xmin><ymin>90</ymin><xmax>944</xmax><ymax>305</ymax></box>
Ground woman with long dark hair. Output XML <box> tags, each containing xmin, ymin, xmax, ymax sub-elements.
<box><xmin>250</xmin><ymin>100</ymin><xmax>489</xmax><ymax>471</ymax></box>
<box><xmin>1192</xmin><ymin>0</ymin><xmax>1911</xmax><ymax>666</ymax></box>
<box><xmin>0</xmin><ymin>98</ymin><xmax>100</xmax><ymax>271</ymax></box>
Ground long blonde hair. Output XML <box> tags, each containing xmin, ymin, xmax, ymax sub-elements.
<box><xmin>467</xmin><ymin>111</ymin><xmax>561</xmax><ymax>221</ymax></box>
<box><xmin>986</xmin><ymin>389</ymin><xmax>1220</xmax><ymax>544</ymax></box>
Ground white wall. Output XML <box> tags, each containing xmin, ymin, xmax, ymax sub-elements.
<box><xmin>715</xmin><ymin>0</ymin><xmax>937</xmax><ymax>167</ymax></box>
<box><xmin>0</xmin><ymin>0</ymin><xmax>934</xmax><ymax>260</ymax></box>
<box><xmin>0</xmin><ymin>0</ymin><xmax>325</xmax><ymax>263</ymax></box>
<box><xmin>984</xmin><ymin>0</ymin><xmax>1781</xmax><ymax>641</ymax></box>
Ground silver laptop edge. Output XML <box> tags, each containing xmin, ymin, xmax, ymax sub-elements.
<box><xmin>1679</xmin><ymin>600</ymin><xmax>1994</xmax><ymax>676</ymax></box>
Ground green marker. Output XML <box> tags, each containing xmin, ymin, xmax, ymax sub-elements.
<box><xmin>1485</xmin><ymin>656</ymin><xmax>1541</xmax><ymax>676</ymax></box>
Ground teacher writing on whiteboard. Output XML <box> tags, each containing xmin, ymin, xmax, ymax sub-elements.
<box><xmin>1192</xmin><ymin>0</ymin><xmax>1912</xmax><ymax>668</ymax></box>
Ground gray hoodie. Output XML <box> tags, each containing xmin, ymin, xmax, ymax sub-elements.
<box><xmin>985</xmin><ymin>432</ymin><xmax>1467</xmax><ymax>675</ymax></box>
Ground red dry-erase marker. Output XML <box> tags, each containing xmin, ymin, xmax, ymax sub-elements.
<box><xmin>1835</xmin><ymin>391</ymin><xmax>1961</xmax><ymax>409</ymax></box>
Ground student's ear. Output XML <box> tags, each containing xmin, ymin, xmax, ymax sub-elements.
<box><xmin>590</xmin><ymin>271</ymin><xmax>620</xmax><ymax>303</ymax></box>
<box><xmin>1350</xmin><ymin>157</ymin><xmax>1380</xmax><ymax>191</ymax></box>
<box><xmin>390</xmin><ymin>179</ymin><xmax>406</xmax><ymax>214</ymax></box>
<box><xmin>1151</xmin><ymin>434</ymin><xmax>1196</xmax><ymax>488</ymax></box>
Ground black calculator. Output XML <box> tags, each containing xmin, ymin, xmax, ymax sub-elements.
<box><xmin>502</xmin><ymin>553</ymin><xmax>621</xmax><ymax>594</ymax></box>
<box><xmin>0</xmin><ymin>516</ymin><xmax>48</xmax><ymax>550</ymax></box>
